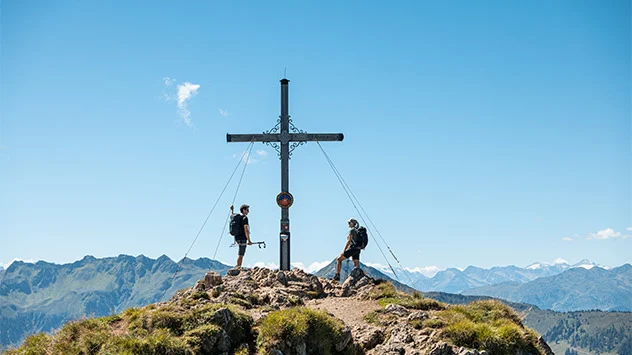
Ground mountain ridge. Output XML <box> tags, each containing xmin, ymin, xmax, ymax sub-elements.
<box><xmin>462</xmin><ymin>264</ymin><xmax>632</xmax><ymax>312</ymax></box>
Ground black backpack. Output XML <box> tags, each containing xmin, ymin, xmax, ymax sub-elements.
<box><xmin>229</xmin><ymin>213</ymin><xmax>243</xmax><ymax>237</ymax></box>
<box><xmin>355</xmin><ymin>226</ymin><xmax>369</xmax><ymax>249</ymax></box>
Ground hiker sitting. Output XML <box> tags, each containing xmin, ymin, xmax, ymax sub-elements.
<box><xmin>230</xmin><ymin>204</ymin><xmax>252</xmax><ymax>268</ymax></box>
<box><xmin>332</xmin><ymin>218</ymin><xmax>361</xmax><ymax>281</ymax></box>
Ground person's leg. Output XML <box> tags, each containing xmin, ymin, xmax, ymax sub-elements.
<box><xmin>236</xmin><ymin>243</ymin><xmax>246</xmax><ymax>267</ymax></box>
<box><xmin>336</xmin><ymin>255</ymin><xmax>344</xmax><ymax>275</ymax></box>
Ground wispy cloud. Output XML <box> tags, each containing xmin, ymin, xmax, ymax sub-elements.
<box><xmin>177</xmin><ymin>82</ymin><xmax>201</xmax><ymax>127</ymax></box>
<box><xmin>162</xmin><ymin>78</ymin><xmax>201</xmax><ymax>127</ymax></box>
<box><xmin>627</xmin><ymin>227</ymin><xmax>632</xmax><ymax>232</ymax></box>
<box><xmin>218</xmin><ymin>108</ymin><xmax>230</xmax><ymax>117</ymax></box>
<box><xmin>562</xmin><ymin>237</ymin><xmax>573</xmax><ymax>242</ymax></box>
<box><xmin>292</xmin><ymin>260</ymin><xmax>331</xmax><ymax>273</ymax></box>
<box><xmin>232</xmin><ymin>152</ymin><xmax>259</xmax><ymax>165</ymax></box>
<box><xmin>163</xmin><ymin>77</ymin><xmax>176</xmax><ymax>87</ymax></box>
<box><xmin>587</xmin><ymin>228</ymin><xmax>621</xmax><ymax>240</ymax></box>
<box><xmin>256</xmin><ymin>150</ymin><xmax>268</xmax><ymax>157</ymax></box>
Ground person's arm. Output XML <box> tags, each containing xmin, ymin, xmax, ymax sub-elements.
<box><xmin>244</xmin><ymin>224</ymin><xmax>252</xmax><ymax>245</ymax></box>
<box><xmin>340</xmin><ymin>234</ymin><xmax>351</xmax><ymax>255</ymax></box>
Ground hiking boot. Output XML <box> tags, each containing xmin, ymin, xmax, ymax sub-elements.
<box><xmin>331</xmin><ymin>273</ymin><xmax>340</xmax><ymax>282</ymax></box>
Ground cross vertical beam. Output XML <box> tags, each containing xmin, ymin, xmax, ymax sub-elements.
<box><xmin>279</xmin><ymin>79</ymin><xmax>290</xmax><ymax>271</ymax></box>
<box><xmin>226</xmin><ymin>79</ymin><xmax>344</xmax><ymax>271</ymax></box>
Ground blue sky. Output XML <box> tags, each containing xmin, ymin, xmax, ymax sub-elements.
<box><xmin>1</xmin><ymin>0</ymin><xmax>630</xmax><ymax>275</ymax></box>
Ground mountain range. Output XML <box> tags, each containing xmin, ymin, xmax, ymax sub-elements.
<box><xmin>0</xmin><ymin>254</ymin><xmax>231</xmax><ymax>351</ymax></box>
<box><xmin>373</xmin><ymin>259</ymin><xmax>605</xmax><ymax>293</ymax></box>
<box><xmin>1</xmin><ymin>255</ymin><xmax>631</xmax><ymax>354</ymax></box>
<box><xmin>463</xmin><ymin>264</ymin><xmax>632</xmax><ymax>312</ymax></box>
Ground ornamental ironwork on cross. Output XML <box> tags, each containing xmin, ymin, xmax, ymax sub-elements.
<box><xmin>226</xmin><ymin>79</ymin><xmax>344</xmax><ymax>270</ymax></box>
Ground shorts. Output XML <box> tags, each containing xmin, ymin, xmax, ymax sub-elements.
<box><xmin>236</xmin><ymin>238</ymin><xmax>247</xmax><ymax>256</ymax></box>
<box><xmin>343</xmin><ymin>248</ymin><xmax>361</xmax><ymax>261</ymax></box>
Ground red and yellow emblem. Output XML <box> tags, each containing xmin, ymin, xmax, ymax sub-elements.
<box><xmin>276</xmin><ymin>192</ymin><xmax>294</xmax><ymax>208</ymax></box>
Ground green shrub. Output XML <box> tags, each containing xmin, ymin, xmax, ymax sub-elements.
<box><xmin>184</xmin><ymin>324</ymin><xmax>222</xmax><ymax>353</ymax></box>
<box><xmin>229</xmin><ymin>297</ymin><xmax>253</xmax><ymax>309</ymax></box>
<box><xmin>190</xmin><ymin>291</ymin><xmax>211</xmax><ymax>301</ymax></box>
<box><xmin>5</xmin><ymin>333</ymin><xmax>52</xmax><ymax>355</ymax></box>
<box><xmin>258</xmin><ymin>307</ymin><xmax>348</xmax><ymax>355</ymax></box>
<box><xmin>438</xmin><ymin>301</ymin><xmax>544</xmax><ymax>354</ymax></box>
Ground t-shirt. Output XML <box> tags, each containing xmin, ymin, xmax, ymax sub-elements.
<box><xmin>237</xmin><ymin>215</ymin><xmax>249</xmax><ymax>240</ymax></box>
<box><xmin>349</xmin><ymin>228</ymin><xmax>359</xmax><ymax>248</ymax></box>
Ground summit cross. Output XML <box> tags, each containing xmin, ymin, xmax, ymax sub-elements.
<box><xmin>226</xmin><ymin>79</ymin><xmax>344</xmax><ymax>271</ymax></box>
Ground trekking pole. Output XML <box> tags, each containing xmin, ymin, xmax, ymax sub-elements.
<box><xmin>230</xmin><ymin>241</ymin><xmax>266</xmax><ymax>249</ymax></box>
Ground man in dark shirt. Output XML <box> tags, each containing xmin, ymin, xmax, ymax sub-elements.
<box><xmin>230</xmin><ymin>204</ymin><xmax>252</xmax><ymax>268</ymax></box>
<box><xmin>332</xmin><ymin>218</ymin><xmax>361</xmax><ymax>281</ymax></box>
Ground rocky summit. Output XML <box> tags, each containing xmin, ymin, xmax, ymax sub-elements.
<box><xmin>5</xmin><ymin>267</ymin><xmax>553</xmax><ymax>355</ymax></box>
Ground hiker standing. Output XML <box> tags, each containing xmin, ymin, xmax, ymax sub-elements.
<box><xmin>332</xmin><ymin>218</ymin><xmax>361</xmax><ymax>281</ymax></box>
<box><xmin>230</xmin><ymin>204</ymin><xmax>252</xmax><ymax>268</ymax></box>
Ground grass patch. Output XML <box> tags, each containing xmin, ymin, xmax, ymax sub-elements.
<box><xmin>377</xmin><ymin>296</ymin><xmax>445</xmax><ymax>311</ymax></box>
<box><xmin>8</xmin><ymin>301</ymin><xmax>255</xmax><ymax>355</ymax></box>
<box><xmin>368</xmin><ymin>282</ymin><xmax>398</xmax><ymax>300</ymax></box>
<box><xmin>437</xmin><ymin>300</ymin><xmax>544</xmax><ymax>354</ymax></box>
<box><xmin>364</xmin><ymin>311</ymin><xmax>380</xmax><ymax>325</ymax></box>
<box><xmin>370</xmin><ymin>281</ymin><xmax>445</xmax><ymax>311</ymax></box>
<box><xmin>257</xmin><ymin>307</ymin><xmax>350</xmax><ymax>355</ymax></box>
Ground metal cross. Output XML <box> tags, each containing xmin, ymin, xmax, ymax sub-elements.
<box><xmin>226</xmin><ymin>79</ymin><xmax>344</xmax><ymax>270</ymax></box>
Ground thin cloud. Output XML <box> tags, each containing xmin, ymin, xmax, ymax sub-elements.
<box><xmin>562</xmin><ymin>237</ymin><xmax>573</xmax><ymax>242</ymax></box>
<box><xmin>627</xmin><ymin>227</ymin><xmax>632</xmax><ymax>232</ymax></box>
<box><xmin>177</xmin><ymin>82</ymin><xmax>201</xmax><ymax>127</ymax></box>
<box><xmin>232</xmin><ymin>152</ymin><xmax>258</xmax><ymax>165</ymax></box>
<box><xmin>587</xmin><ymin>228</ymin><xmax>621</xmax><ymax>240</ymax></box>
<box><xmin>162</xmin><ymin>78</ymin><xmax>201</xmax><ymax>127</ymax></box>
<box><xmin>256</xmin><ymin>150</ymin><xmax>268</xmax><ymax>157</ymax></box>
<box><xmin>163</xmin><ymin>77</ymin><xmax>176</xmax><ymax>87</ymax></box>
<box><xmin>218</xmin><ymin>108</ymin><xmax>230</xmax><ymax>117</ymax></box>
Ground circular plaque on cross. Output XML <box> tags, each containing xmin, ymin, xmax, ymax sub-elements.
<box><xmin>276</xmin><ymin>192</ymin><xmax>294</xmax><ymax>208</ymax></box>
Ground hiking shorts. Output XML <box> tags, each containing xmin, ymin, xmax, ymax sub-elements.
<box><xmin>343</xmin><ymin>248</ymin><xmax>361</xmax><ymax>261</ymax></box>
<box><xmin>236</xmin><ymin>238</ymin><xmax>247</xmax><ymax>256</ymax></box>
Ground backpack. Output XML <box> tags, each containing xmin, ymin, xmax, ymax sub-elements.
<box><xmin>229</xmin><ymin>213</ymin><xmax>243</xmax><ymax>237</ymax></box>
<box><xmin>355</xmin><ymin>226</ymin><xmax>369</xmax><ymax>249</ymax></box>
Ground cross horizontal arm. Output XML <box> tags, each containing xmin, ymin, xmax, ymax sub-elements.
<box><xmin>226</xmin><ymin>133</ymin><xmax>344</xmax><ymax>143</ymax></box>
<box><xmin>226</xmin><ymin>134</ymin><xmax>279</xmax><ymax>142</ymax></box>
<box><xmin>294</xmin><ymin>133</ymin><xmax>344</xmax><ymax>142</ymax></box>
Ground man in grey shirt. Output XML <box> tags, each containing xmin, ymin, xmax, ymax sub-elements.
<box><xmin>332</xmin><ymin>218</ymin><xmax>361</xmax><ymax>281</ymax></box>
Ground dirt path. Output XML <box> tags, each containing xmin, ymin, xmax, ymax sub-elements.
<box><xmin>304</xmin><ymin>298</ymin><xmax>381</xmax><ymax>328</ymax></box>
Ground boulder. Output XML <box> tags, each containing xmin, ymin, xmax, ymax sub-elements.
<box><xmin>335</xmin><ymin>326</ymin><xmax>353</xmax><ymax>351</ymax></box>
<box><xmin>408</xmin><ymin>311</ymin><xmax>428</xmax><ymax>321</ymax></box>
<box><xmin>203</xmin><ymin>271</ymin><xmax>222</xmax><ymax>288</ymax></box>
<box><xmin>385</xmin><ymin>304</ymin><xmax>410</xmax><ymax>316</ymax></box>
